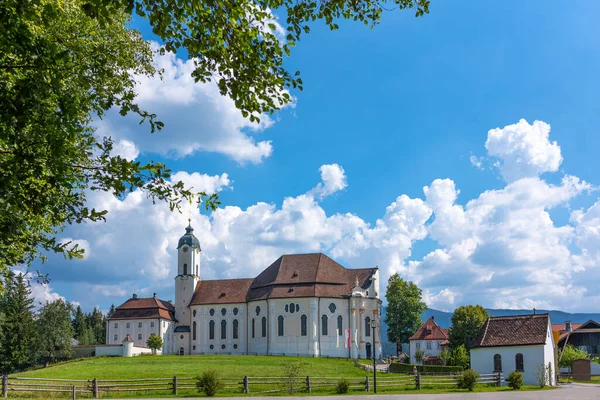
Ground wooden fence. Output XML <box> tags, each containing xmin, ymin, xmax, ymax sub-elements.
<box><xmin>1</xmin><ymin>372</ymin><xmax>503</xmax><ymax>398</ymax></box>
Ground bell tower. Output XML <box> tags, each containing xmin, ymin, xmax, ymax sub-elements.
<box><xmin>175</xmin><ymin>222</ymin><xmax>201</xmax><ymax>328</ymax></box>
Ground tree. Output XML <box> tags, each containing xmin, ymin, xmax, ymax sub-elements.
<box><xmin>146</xmin><ymin>332</ymin><xmax>163</xmax><ymax>355</ymax></box>
<box><xmin>448</xmin><ymin>305</ymin><xmax>488</xmax><ymax>351</ymax></box>
<box><xmin>35</xmin><ymin>299</ymin><xmax>74</xmax><ymax>367</ymax></box>
<box><xmin>450</xmin><ymin>345</ymin><xmax>470</xmax><ymax>369</ymax></box>
<box><xmin>87</xmin><ymin>308</ymin><xmax>106</xmax><ymax>344</ymax></box>
<box><xmin>0</xmin><ymin>0</ymin><xmax>218</xmax><ymax>288</ymax></box>
<box><xmin>559</xmin><ymin>344</ymin><xmax>589</xmax><ymax>370</ymax></box>
<box><xmin>0</xmin><ymin>272</ymin><xmax>37</xmax><ymax>373</ymax></box>
<box><xmin>107</xmin><ymin>304</ymin><xmax>116</xmax><ymax>318</ymax></box>
<box><xmin>72</xmin><ymin>305</ymin><xmax>87</xmax><ymax>342</ymax></box>
<box><xmin>414</xmin><ymin>348</ymin><xmax>425</xmax><ymax>365</ymax></box>
<box><xmin>439</xmin><ymin>348</ymin><xmax>451</xmax><ymax>366</ymax></box>
<box><xmin>1</xmin><ymin>0</ymin><xmax>430</xmax><ymax>289</ymax></box>
<box><xmin>384</xmin><ymin>274</ymin><xmax>427</xmax><ymax>351</ymax></box>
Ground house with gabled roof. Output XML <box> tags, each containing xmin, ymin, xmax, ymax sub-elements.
<box><xmin>106</xmin><ymin>223</ymin><xmax>382</xmax><ymax>358</ymax></box>
<box><xmin>469</xmin><ymin>314</ymin><xmax>556</xmax><ymax>386</ymax></box>
<box><xmin>409</xmin><ymin>316</ymin><xmax>449</xmax><ymax>364</ymax></box>
<box><xmin>557</xmin><ymin>319</ymin><xmax>600</xmax><ymax>358</ymax></box>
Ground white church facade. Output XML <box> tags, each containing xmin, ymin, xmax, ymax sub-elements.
<box><xmin>106</xmin><ymin>224</ymin><xmax>382</xmax><ymax>359</ymax></box>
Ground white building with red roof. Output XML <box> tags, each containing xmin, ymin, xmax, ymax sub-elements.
<box><xmin>107</xmin><ymin>224</ymin><xmax>382</xmax><ymax>358</ymax></box>
<box><xmin>409</xmin><ymin>316</ymin><xmax>449</xmax><ymax>364</ymax></box>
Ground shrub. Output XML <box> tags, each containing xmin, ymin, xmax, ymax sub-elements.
<box><xmin>389</xmin><ymin>362</ymin><xmax>463</xmax><ymax>374</ymax></box>
<box><xmin>506</xmin><ymin>371</ymin><xmax>523</xmax><ymax>390</ymax></box>
<box><xmin>282</xmin><ymin>362</ymin><xmax>302</xmax><ymax>394</ymax></box>
<box><xmin>335</xmin><ymin>378</ymin><xmax>350</xmax><ymax>394</ymax></box>
<box><xmin>534</xmin><ymin>364</ymin><xmax>547</xmax><ymax>388</ymax></box>
<box><xmin>196</xmin><ymin>370</ymin><xmax>223</xmax><ymax>397</ymax></box>
<box><xmin>414</xmin><ymin>348</ymin><xmax>425</xmax><ymax>364</ymax></box>
<box><xmin>456</xmin><ymin>369</ymin><xmax>479</xmax><ymax>391</ymax></box>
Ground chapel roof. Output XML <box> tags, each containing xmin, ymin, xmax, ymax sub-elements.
<box><xmin>410</xmin><ymin>317</ymin><xmax>449</xmax><ymax>341</ymax></box>
<box><xmin>470</xmin><ymin>314</ymin><xmax>550</xmax><ymax>349</ymax></box>
<box><xmin>109</xmin><ymin>294</ymin><xmax>176</xmax><ymax>321</ymax></box>
<box><xmin>188</xmin><ymin>253</ymin><xmax>377</xmax><ymax>305</ymax></box>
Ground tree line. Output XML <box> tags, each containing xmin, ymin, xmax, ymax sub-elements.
<box><xmin>0</xmin><ymin>272</ymin><xmax>113</xmax><ymax>374</ymax></box>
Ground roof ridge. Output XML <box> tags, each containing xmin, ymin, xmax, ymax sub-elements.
<box><xmin>480</xmin><ymin>318</ymin><xmax>491</xmax><ymax>346</ymax></box>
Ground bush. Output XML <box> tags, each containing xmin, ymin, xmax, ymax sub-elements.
<box><xmin>389</xmin><ymin>362</ymin><xmax>463</xmax><ymax>374</ymax></box>
<box><xmin>456</xmin><ymin>369</ymin><xmax>479</xmax><ymax>391</ymax></box>
<box><xmin>282</xmin><ymin>362</ymin><xmax>302</xmax><ymax>394</ymax></box>
<box><xmin>196</xmin><ymin>370</ymin><xmax>223</xmax><ymax>397</ymax></box>
<box><xmin>534</xmin><ymin>364</ymin><xmax>547</xmax><ymax>388</ymax></box>
<box><xmin>506</xmin><ymin>371</ymin><xmax>523</xmax><ymax>390</ymax></box>
<box><xmin>335</xmin><ymin>378</ymin><xmax>350</xmax><ymax>394</ymax></box>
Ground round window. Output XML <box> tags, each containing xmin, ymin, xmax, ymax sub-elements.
<box><xmin>221</xmin><ymin>344</ymin><xmax>226</xmax><ymax>350</ymax></box>
<box><xmin>182</xmin><ymin>246</ymin><xmax>188</xmax><ymax>253</ymax></box>
<box><xmin>233</xmin><ymin>344</ymin><xmax>238</xmax><ymax>349</ymax></box>
<box><xmin>210</xmin><ymin>344</ymin><xmax>214</xmax><ymax>350</ymax></box>
<box><xmin>256</xmin><ymin>306</ymin><xmax>261</xmax><ymax>315</ymax></box>
<box><xmin>221</xmin><ymin>308</ymin><xmax>227</xmax><ymax>316</ymax></box>
<box><xmin>209</xmin><ymin>308</ymin><xmax>215</xmax><ymax>316</ymax></box>
<box><xmin>180</xmin><ymin>335</ymin><xmax>184</xmax><ymax>339</ymax></box>
<box><xmin>329</xmin><ymin>303</ymin><xmax>337</xmax><ymax>313</ymax></box>
<box><xmin>193</xmin><ymin>310</ymin><xmax>197</xmax><ymax>317</ymax></box>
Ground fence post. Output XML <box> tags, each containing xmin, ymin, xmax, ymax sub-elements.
<box><xmin>365</xmin><ymin>375</ymin><xmax>369</xmax><ymax>392</ymax></box>
<box><xmin>173</xmin><ymin>376</ymin><xmax>178</xmax><ymax>395</ymax></box>
<box><xmin>2</xmin><ymin>375</ymin><xmax>7</xmax><ymax>398</ymax></box>
<box><xmin>496</xmin><ymin>371</ymin><xmax>501</xmax><ymax>387</ymax></box>
<box><xmin>72</xmin><ymin>384</ymin><xmax>76</xmax><ymax>400</ymax></box>
<box><xmin>416</xmin><ymin>372</ymin><xmax>421</xmax><ymax>390</ymax></box>
<box><xmin>306</xmin><ymin>376</ymin><xmax>311</xmax><ymax>393</ymax></box>
<box><xmin>93</xmin><ymin>378</ymin><xmax>98</xmax><ymax>398</ymax></box>
<box><xmin>243</xmin><ymin>375</ymin><xmax>249</xmax><ymax>394</ymax></box>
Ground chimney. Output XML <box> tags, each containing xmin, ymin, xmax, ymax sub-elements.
<box><xmin>566</xmin><ymin>320</ymin><xmax>572</xmax><ymax>332</ymax></box>
<box><xmin>153</xmin><ymin>293</ymin><xmax>157</xmax><ymax>298</ymax></box>
<box><xmin>132</xmin><ymin>293</ymin><xmax>138</xmax><ymax>299</ymax></box>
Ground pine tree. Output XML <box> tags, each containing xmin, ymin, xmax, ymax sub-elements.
<box><xmin>72</xmin><ymin>305</ymin><xmax>87</xmax><ymax>343</ymax></box>
<box><xmin>36</xmin><ymin>299</ymin><xmax>74</xmax><ymax>367</ymax></box>
<box><xmin>0</xmin><ymin>272</ymin><xmax>37</xmax><ymax>373</ymax></box>
<box><xmin>87</xmin><ymin>308</ymin><xmax>106</xmax><ymax>345</ymax></box>
<box><xmin>107</xmin><ymin>304</ymin><xmax>116</xmax><ymax>318</ymax></box>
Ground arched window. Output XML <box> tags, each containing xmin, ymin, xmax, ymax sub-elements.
<box><xmin>494</xmin><ymin>354</ymin><xmax>502</xmax><ymax>372</ymax></box>
<box><xmin>179</xmin><ymin>347</ymin><xmax>184</xmax><ymax>356</ymax></box>
<box><xmin>290</xmin><ymin>303</ymin><xmax>295</xmax><ymax>313</ymax></box>
<box><xmin>321</xmin><ymin>315</ymin><xmax>328</xmax><ymax>335</ymax></box>
<box><xmin>278</xmin><ymin>315</ymin><xmax>284</xmax><ymax>336</ymax></box>
<box><xmin>515</xmin><ymin>353</ymin><xmax>524</xmax><ymax>372</ymax></box>
<box><xmin>183</xmin><ymin>263</ymin><xmax>188</xmax><ymax>275</ymax></box>
<box><xmin>252</xmin><ymin>318</ymin><xmax>255</xmax><ymax>339</ymax></box>
<box><xmin>192</xmin><ymin>321</ymin><xmax>197</xmax><ymax>341</ymax></box>
<box><xmin>337</xmin><ymin>315</ymin><xmax>343</xmax><ymax>335</ymax></box>
<box><xmin>233</xmin><ymin>319</ymin><xmax>239</xmax><ymax>339</ymax></box>
<box><xmin>209</xmin><ymin>320</ymin><xmax>215</xmax><ymax>340</ymax></box>
<box><xmin>221</xmin><ymin>320</ymin><xmax>227</xmax><ymax>340</ymax></box>
<box><xmin>301</xmin><ymin>315</ymin><xmax>307</xmax><ymax>336</ymax></box>
<box><xmin>261</xmin><ymin>317</ymin><xmax>267</xmax><ymax>337</ymax></box>
<box><xmin>365</xmin><ymin>317</ymin><xmax>371</xmax><ymax>337</ymax></box>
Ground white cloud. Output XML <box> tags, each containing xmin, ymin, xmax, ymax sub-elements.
<box><xmin>485</xmin><ymin>119</ymin><xmax>563</xmax><ymax>182</ymax></box>
<box><xmin>469</xmin><ymin>155</ymin><xmax>483</xmax><ymax>170</ymax></box>
<box><xmin>9</xmin><ymin>269</ymin><xmax>66</xmax><ymax>309</ymax></box>
<box><xmin>96</xmin><ymin>43</ymin><xmax>292</xmax><ymax>164</ymax></box>
<box><xmin>309</xmin><ymin>164</ymin><xmax>347</xmax><ymax>198</ymax></box>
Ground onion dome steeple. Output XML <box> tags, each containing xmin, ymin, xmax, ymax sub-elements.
<box><xmin>177</xmin><ymin>221</ymin><xmax>201</xmax><ymax>250</ymax></box>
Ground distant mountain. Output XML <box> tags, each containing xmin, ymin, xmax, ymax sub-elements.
<box><xmin>378</xmin><ymin>307</ymin><xmax>600</xmax><ymax>356</ymax></box>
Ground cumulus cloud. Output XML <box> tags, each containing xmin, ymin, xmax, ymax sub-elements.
<box><xmin>96</xmin><ymin>43</ymin><xmax>292</xmax><ymax>164</ymax></box>
<box><xmin>308</xmin><ymin>164</ymin><xmax>347</xmax><ymax>198</ymax></box>
<box><xmin>9</xmin><ymin>269</ymin><xmax>67</xmax><ymax>309</ymax></box>
<box><xmin>485</xmin><ymin>119</ymin><xmax>563</xmax><ymax>182</ymax></box>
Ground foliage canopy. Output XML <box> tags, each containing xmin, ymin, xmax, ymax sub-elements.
<box><xmin>384</xmin><ymin>273</ymin><xmax>427</xmax><ymax>346</ymax></box>
<box><xmin>448</xmin><ymin>305</ymin><xmax>488</xmax><ymax>350</ymax></box>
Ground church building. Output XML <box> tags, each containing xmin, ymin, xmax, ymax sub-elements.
<box><xmin>106</xmin><ymin>224</ymin><xmax>382</xmax><ymax>359</ymax></box>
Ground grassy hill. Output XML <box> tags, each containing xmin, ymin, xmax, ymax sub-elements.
<box><xmin>14</xmin><ymin>355</ymin><xmax>367</xmax><ymax>380</ymax></box>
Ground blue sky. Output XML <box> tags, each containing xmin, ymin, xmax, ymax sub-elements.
<box><xmin>29</xmin><ymin>1</ymin><xmax>600</xmax><ymax>313</ymax></box>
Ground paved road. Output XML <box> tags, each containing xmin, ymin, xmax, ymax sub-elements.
<box><xmin>122</xmin><ymin>383</ymin><xmax>600</xmax><ymax>400</ymax></box>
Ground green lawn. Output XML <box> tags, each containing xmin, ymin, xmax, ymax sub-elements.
<box><xmin>9</xmin><ymin>356</ymin><xmax>552</xmax><ymax>398</ymax></box>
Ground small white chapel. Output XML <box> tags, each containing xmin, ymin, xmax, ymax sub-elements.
<box><xmin>106</xmin><ymin>223</ymin><xmax>382</xmax><ymax>359</ymax></box>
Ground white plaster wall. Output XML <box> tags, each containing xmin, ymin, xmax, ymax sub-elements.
<box><xmin>95</xmin><ymin>346</ymin><xmax>122</xmax><ymax>357</ymax></box>
<box><xmin>409</xmin><ymin>339</ymin><xmax>445</xmax><ymax>364</ymax></box>
<box><xmin>107</xmin><ymin>318</ymin><xmax>174</xmax><ymax>354</ymax></box>
<box><xmin>247</xmin><ymin>300</ymin><xmax>268</xmax><ymax>355</ymax></box>
<box><xmin>190</xmin><ymin>303</ymin><xmax>247</xmax><ymax>355</ymax></box>
<box><xmin>470</xmin><ymin>345</ymin><xmax>550</xmax><ymax>386</ymax></box>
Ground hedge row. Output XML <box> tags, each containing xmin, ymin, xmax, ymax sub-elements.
<box><xmin>389</xmin><ymin>362</ymin><xmax>463</xmax><ymax>374</ymax></box>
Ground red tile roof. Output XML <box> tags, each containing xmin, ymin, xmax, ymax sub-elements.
<box><xmin>410</xmin><ymin>317</ymin><xmax>449</xmax><ymax>341</ymax></box>
<box><xmin>109</xmin><ymin>295</ymin><xmax>176</xmax><ymax>321</ymax></box>
<box><xmin>470</xmin><ymin>314</ymin><xmax>550</xmax><ymax>349</ymax></box>
<box><xmin>552</xmin><ymin>323</ymin><xmax>582</xmax><ymax>333</ymax></box>
<box><xmin>189</xmin><ymin>253</ymin><xmax>377</xmax><ymax>305</ymax></box>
